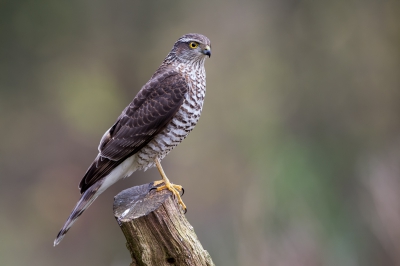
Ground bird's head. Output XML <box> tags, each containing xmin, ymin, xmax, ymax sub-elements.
<box><xmin>166</xmin><ymin>33</ymin><xmax>211</xmax><ymax>64</ymax></box>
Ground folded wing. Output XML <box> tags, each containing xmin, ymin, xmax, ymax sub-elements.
<box><xmin>79</xmin><ymin>70</ymin><xmax>188</xmax><ymax>193</ymax></box>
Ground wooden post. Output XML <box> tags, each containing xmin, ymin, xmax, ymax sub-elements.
<box><xmin>113</xmin><ymin>183</ymin><xmax>215</xmax><ymax>266</ymax></box>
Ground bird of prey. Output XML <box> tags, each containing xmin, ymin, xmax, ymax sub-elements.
<box><xmin>54</xmin><ymin>33</ymin><xmax>211</xmax><ymax>246</ymax></box>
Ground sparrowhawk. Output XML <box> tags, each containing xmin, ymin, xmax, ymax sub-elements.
<box><xmin>54</xmin><ymin>33</ymin><xmax>211</xmax><ymax>246</ymax></box>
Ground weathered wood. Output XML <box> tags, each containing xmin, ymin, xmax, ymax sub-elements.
<box><xmin>113</xmin><ymin>183</ymin><xmax>215</xmax><ymax>266</ymax></box>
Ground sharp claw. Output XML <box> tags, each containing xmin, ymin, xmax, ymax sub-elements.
<box><xmin>150</xmin><ymin>181</ymin><xmax>186</xmax><ymax>212</ymax></box>
<box><xmin>149</xmin><ymin>188</ymin><xmax>158</xmax><ymax>194</ymax></box>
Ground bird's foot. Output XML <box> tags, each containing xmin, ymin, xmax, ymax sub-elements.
<box><xmin>153</xmin><ymin>180</ymin><xmax>187</xmax><ymax>212</ymax></box>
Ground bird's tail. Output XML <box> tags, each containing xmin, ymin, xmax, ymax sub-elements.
<box><xmin>53</xmin><ymin>181</ymin><xmax>103</xmax><ymax>246</ymax></box>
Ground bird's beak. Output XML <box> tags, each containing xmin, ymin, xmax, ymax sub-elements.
<box><xmin>202</xmin><ymin>45</ymin><xmax>211</xmax><ymax>58</ymax></box>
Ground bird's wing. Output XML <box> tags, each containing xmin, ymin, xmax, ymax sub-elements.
<box><xmin>79</xmin><ymin>69</ymin><xmax>188</xmax><ymax>193</ymax></box>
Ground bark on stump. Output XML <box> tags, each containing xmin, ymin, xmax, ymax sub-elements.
<box><xmin>113</xmin><ymin>183</ymin><xmax>215</xmax><ymax>266</ymax></box>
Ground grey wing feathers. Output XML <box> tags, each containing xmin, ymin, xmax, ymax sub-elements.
<box><xmin>79</xmin><ymin>70</ymin><xmax>188</xmax><ymax>193</ymax></box>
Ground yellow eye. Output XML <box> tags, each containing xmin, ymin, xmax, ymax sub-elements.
<box><xmin>189</xmin><ymin>42</ymin><xmax>198</xmax><ymax>49</ymax></box>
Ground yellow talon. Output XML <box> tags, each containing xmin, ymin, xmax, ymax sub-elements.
<box><xmin>154</xmin><ymin>158</ymin><xmax>187</xmax><ymax>211</ymax></box>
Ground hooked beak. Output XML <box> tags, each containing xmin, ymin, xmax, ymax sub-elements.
<box><xmin>202</xmin><ymin>45</ymin><xmax>211</xmax><ymax>58</ymax></box>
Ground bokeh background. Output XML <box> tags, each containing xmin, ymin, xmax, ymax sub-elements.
<box><xmin>1</xmin><ymin>0</ymin><xmax>400</xmax><ymax>265</ymax></box>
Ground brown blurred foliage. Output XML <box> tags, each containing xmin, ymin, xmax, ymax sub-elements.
<box><xmin>1</xmin><ymin>0</ymin><xmax>400</xmax><ymax>265</ymax></box>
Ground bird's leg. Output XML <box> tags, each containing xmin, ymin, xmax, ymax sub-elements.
<box><xmin>153</xmin><ymin>158</ymin><xmax>187</xmax><ymax>211</ymax></box>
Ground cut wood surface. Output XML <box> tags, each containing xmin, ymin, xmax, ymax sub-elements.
<box><xmin>113</xmin><ymin>183</ymin><xmax>215</xmax><ymax>266</ymax></box>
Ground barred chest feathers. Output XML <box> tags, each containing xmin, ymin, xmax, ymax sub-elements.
<box><xmin>134</xmin><ymin>63</ymin><xmax>206</xmax><ymax>171</ymax></box>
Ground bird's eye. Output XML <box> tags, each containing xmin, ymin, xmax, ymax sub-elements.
<box><xmin>189</xmin><ymin>42</ymin><xmax>198</xmax><ymax>49</ymax></box>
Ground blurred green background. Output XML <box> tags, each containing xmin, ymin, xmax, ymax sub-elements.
<box><xmin>1</xmin><ymin>0</ymin><xmax>400</xmax><ymax>265</ymax></box>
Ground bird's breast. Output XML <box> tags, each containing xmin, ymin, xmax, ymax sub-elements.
<box><xmin>135</xmin><ymin>66</ymin><xmax>206</xmax><ymax>171</ymax></box>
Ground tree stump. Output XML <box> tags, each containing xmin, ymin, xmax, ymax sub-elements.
<box><xmin>113</xmin><ymin>183</ymin><xmax>215</xmax><ymax>266</ymax></box>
